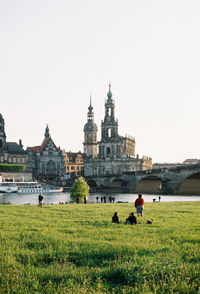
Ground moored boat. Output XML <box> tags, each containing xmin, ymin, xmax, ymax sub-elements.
<box><xmin>0</xmin><ymin>182</ymin><xmax>18</xmax><ymax>193</ymax></box>
<box><xmin>17</xmin><ymin>185</ymin><xmax>63</xmax><ymax>193</ymax></box>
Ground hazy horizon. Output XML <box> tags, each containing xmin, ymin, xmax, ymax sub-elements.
<box><xmin>1</xmin><ymin>0</ymin><xmax>200</xmax><ymax>163</ymax></box>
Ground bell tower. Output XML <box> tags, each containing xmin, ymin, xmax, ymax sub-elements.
<box><xmin>83</xmin><ymin>97</ymin><xmax>98</xmax><ymax>158</ymax></box>
<box><xmin>101</xmin><ymin>83</ymin><xmax>118</xmax><ymax>141</ymax></box>
<box><xmin>0</xmin><ymin>114</ymin><xmax>7</xmax><ymax>150</ymax></box>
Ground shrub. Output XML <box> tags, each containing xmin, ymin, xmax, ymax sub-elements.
<box><xmin>0</xmin><ymin>164</ymin><xmax>26</xmax><ymax>172</ymax></box>
<box><xmin>70</xmin><ymin>177</ymin><xmax>90</xmax><ymax>203</ymax></box>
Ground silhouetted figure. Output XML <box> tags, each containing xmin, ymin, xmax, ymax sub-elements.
<box><xmin>76</xmin><ymin>196</ymin><xmax>80</xmax><ymax>204</ymax></box>
<box><xmin>84</xmin><ymin>195</ymin><xmax>87</xmax><ymax>204</ymax></box>
<box><xmin>112</xmin><ymin>212</ymin><xmax>120</xmax><ymax>224</ymax></box>
<box><xmin>112</xmin><ymin>197</ymin><xmax>115</xmax><ymax>203</ymax></box>
<box><xmin>101</xmin><ymin>196</ymin><xmax>104</xmax><ymax>203</ymax></box>
<box><xmin>96</xmin><ymin>196</ymin><xmax>99</xmax><ymax>203</ymax></box>
<box><xmin>125</xmin><ymin>212</ymin><xmax>137</xmax><ymax>225</ymax></box>
<box><xmin>109</xmin><ymin>196</ymin><xmax>112</xmax><ymax>203</ymax></box>
<box><xmin>104</xmin><ymin>196</ymin><xmax>106</xmax><ymax>203</ymax></box>
<box><xmin>38</xmin><ymin>192</ymin><xmax>44</xmax><ymax>207</ymax></box>
<box><xmin>159</xmin><ymin>196</ymin><xmax>161</xmax><ymax>202</ymax></box>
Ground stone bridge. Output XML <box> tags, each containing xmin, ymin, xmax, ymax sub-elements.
<box><xmin>85</xmin><ymin>164</ymin><xmax>200</xmax><ymax>195</ymax></box>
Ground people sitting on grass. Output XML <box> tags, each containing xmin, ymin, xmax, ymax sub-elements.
<box><xmin>125</xmin><ymin>212</ymin><xmax>137</xmax><ymax>225</ymax></box>
<box><xmin>112</xmin><ymin>212</ymin><xmax>120</xmax><ymax>223</ymax></box>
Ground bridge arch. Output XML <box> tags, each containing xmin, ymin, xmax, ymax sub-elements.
<box><xmin>135</xmin><ymin>176</ymin><xmax>162</xmax><ymax>194</ymax></box>
<box><xmin>110</xmin><ymin>178</ymin><xmax>128</xmax><ymax>190</ymax></box>
<box><xmin>177</xmin><ymin>172</ymin><xmax>200</xmax><ymax>195</ymax></box>
<box><xmin>87</xmin><ymin>179</ymin><xmax>97</xmax><ymax>188</ymax></box>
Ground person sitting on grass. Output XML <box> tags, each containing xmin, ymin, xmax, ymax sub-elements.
<box><xmin>112</xmin><ymin>212</ymin><xmax>120</xmax><ymax>224</ymax></box>
<box><xmin>125</xmin><ymin>212</ymin><xmax>137</xmax><ymax>225</ymax></box>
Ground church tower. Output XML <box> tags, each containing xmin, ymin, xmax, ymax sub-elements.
<box><xmin>83</xmin><ymin>97</ymin><xmax>98</xmax><ymax>158</ymax></box>
<box><xmin>101</xmin><ymin>83</ymin><xmax>118</xmax><ymax>141</ymax></box>
<box><xmin>0</xmin><ymin>114</ymin><xmax>7</xmax><ymax>150</ymax></box>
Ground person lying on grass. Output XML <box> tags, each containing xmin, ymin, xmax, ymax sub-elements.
<box><xmin>112</xmin><ymin>212</ymin><xmax>120</xmax><ymax>223</ymax></box>
<box><xmin>125</xmin><ymin>212</ymin><xmax>137</xmax><ymax>225</ymax></box>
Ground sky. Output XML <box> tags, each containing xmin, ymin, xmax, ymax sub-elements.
<box><xmin>1</xmin><ymin>0</ymin><xmax>200</xmax><ymax>163</ymax></box>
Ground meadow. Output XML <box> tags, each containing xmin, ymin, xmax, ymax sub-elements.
<box><xmin>0</xmin><ymin>201</ymin><xmax>199</xmax><ymax>293</ymax></box>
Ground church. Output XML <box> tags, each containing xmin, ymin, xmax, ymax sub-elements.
<box><xmin>27</xmin><ymin>125</ymin><xmax>65</xmax><ymax>179</ymax></box>
<box><xmin>83</xmin><ymin>84</ymin><xmax>152</xmax><ymax>177</ymax></box>
<box><xmin>0</xmin><ymin>113</ymin><xmax>27</xmax><ymax>165</ymax></box>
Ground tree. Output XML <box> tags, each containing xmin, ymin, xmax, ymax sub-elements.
<box><xmin>70</xmin><ymin>177</ymin><xmax>90</xmax><ymax>203</ymax></box>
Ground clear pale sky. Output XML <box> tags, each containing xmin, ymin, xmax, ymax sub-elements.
<box><xmin>1</xmin><ymin>0</ymin><xmax>200</xmax><ymax>163</ymax></box>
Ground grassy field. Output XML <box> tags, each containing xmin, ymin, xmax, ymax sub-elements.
<box><xmin>0</xmin><ymin>202</ymin><xmax>199</xmax><ymax>294</ymax></box>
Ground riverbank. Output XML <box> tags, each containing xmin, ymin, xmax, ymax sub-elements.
<box><xmin>0</xmin><ymin>202</ymin><xmax>199</xmax><ymax>293</ymax></box>
<box><xmin>1</xmin><ymin>191</ymin><xmax>200</xmax><ymax>205</ymax></box>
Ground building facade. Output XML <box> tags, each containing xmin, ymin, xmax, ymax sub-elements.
<box><xmin>83</xmin><ymin>85</ymin><xmax>152</xmax><ymax>177</ymax></box>
<box><xmin>27</xmin><ymin>125</ymin><xmax>65</xmax><ymax>179</ymax></box>
<box><xmin>63</xmin><ymin>150</ymin><xmax>84</xmax><ymax>176</ymax></box>
<box><xmin>0</xmin><ymin>113</ymin><xmax>28</xmax><ymax>165</ymax></box>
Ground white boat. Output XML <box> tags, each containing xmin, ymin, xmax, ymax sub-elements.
<box><xmin>17</xmin><ymin>185</ymin><xmax>63</xmax><ymax>193</ymax></box>
<box><xmin>0</xmin><ymin>182</ymin><xmax>18</xmax><ymax>193</ymax></box>
<box><xmin>0</xmin><ymin>176</ymin><xmax>63</xmax><ymax>193</ymax></box>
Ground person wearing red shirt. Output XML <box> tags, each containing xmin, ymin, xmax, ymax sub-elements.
<box><xmin>134</xmin><ymin>193</ymin><xmax>144</xmax><ymax>217</ymax></box>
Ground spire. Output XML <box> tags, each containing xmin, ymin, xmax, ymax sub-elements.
<box><xmin>107</xmin><ymin>83</ymin><xmax>112</xmax><ymax>100</ymax></box>
<box><xmin>87</xmin><ymin>94</ymin><xmax>94</xmax><ymax>120</ymax></box>
<box><xmin>45</xmin><ymin>124</ymin><xmax>50</xmax><ymax>138</ymax></box>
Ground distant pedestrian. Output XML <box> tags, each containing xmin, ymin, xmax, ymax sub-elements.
<box><xmin>96</xmin><ymin>196</ymin><xmax>99</xmax><ymax>203</ymax></box>
<box><xmin>135</xmin><ymin>193</ymin><xmax>144</xmax><ymax>217</ymax></box>
<box><xmin>104</xmin><ymin>196</ymin><xmax>106</xmax><ymax>203</ymax></box>
<box><xmin>159</xmin><ymin>196</ymin><xmax>161</xmax><ymax>202</ymax></box>
<box><xmin>112</xmin><ymin>197</ymin><xmax>115</xmax><ymax>203</ymax></box>
<box><xmin>109</xmin><ymin>196</ymin><xmax>112</xmax><ymax>203</ymax></box>
<box><xmin>112</xmin><ymin>212</ymin><xmax>120</xmax><ymax>224</ymax></box>
<box><xmin>125</xmin><ymin>212</ymin><xmax>137</xmax><ymax>225</ymax></box>
<box><xmin>38</xmin><ymin>192</ymin><xmax>44</xmax><ymax>207</ymax></box>
<box><xmin>101</xmin><ymin>196</ymin><xmax>104</xmax><ymax>203</ymax></box>
<box><xmin>84</xmin><ymin>195</ymin><xmax>87</xmax><ymax>204</ymax></box>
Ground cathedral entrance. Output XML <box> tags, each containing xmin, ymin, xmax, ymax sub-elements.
<box><xmin>46</xmin><ymin>160</ymin><xmax>56</xmax><ymax>175</ymax></box>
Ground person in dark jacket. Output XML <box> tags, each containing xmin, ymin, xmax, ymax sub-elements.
<box><xmin>112</xmin><ymin>212</ymin><xmax>120</xmax><ymax>223</ymax></box>
<box><xmin>38</xmin><ymin>192</ymin><xmax>44</xmax><ymax>207</ymax></box>
<box><xmin>125</xmin><ymin>212</ymin><xmax>137</xmax><ymax>225</ymax></box>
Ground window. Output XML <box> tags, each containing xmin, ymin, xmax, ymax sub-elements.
<box><xmin>107</xmin><ymin>147</ymin><xmax>111</xmax><ymax>156</ymax></box>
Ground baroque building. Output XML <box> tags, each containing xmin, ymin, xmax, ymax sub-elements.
<box><xmin>0</xmin><ymin>113</ymin><xmax>27</xmax><ymax>164</ymax></box>
<box><xmin>63</xmin><ymin>150</ymin><xmax>84</xmax><ymax>176</ymax></box>
<box><xmin>83</xmin><ymin>85</ymin><xmax>152</xmax><ymax>177</ymax></box>
<box><xmin>27</xmin><ymin>125</ymin><xmax>65</xmax><ymax>179</ymax></box>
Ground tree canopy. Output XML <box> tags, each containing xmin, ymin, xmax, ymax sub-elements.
<box><xmin>70</xmin><ymin>177</ymin><xmax>90</xmax><ymax>203</ymax></box>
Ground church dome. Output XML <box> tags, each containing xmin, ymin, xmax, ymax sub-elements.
<box><xmin>84</xmin><ymin>120</ymin><xmax>98</xmax><ymax>132</ymax></box>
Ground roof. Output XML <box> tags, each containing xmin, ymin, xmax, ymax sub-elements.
<box><xmin>27</xmin><ymin>137</ymin><xmax>63</xmax><ymax>155</ymax></box>
<box><xmin>183</xmin><ymin>159</ymin><xmax>199</xmax><ymax>163</ymax></box>
<box><xmin>7</xmin><ymin>142</ymin><xmax>26</xmax><ymax>154</ymax></box>
<box><xmin>64</xmin><ymin>151</ymin><xmax>84</xmax><ymax>162</ymax></box>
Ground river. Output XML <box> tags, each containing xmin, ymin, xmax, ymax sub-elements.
<box><xmin>0</xmin><ymin>192</ymin><xmax>200</xmax><ymax>205</ymax></box>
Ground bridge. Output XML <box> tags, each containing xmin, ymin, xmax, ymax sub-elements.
<box><xmin>85</xmin><ymin>164</ymin><xmax>200</xmax><ymax>195</ymax></box>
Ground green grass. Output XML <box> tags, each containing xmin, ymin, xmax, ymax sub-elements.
<box><xmin>0</xmin><ymin>202</ymin><xmax>200</xmax><ymax>293</ymax></box>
